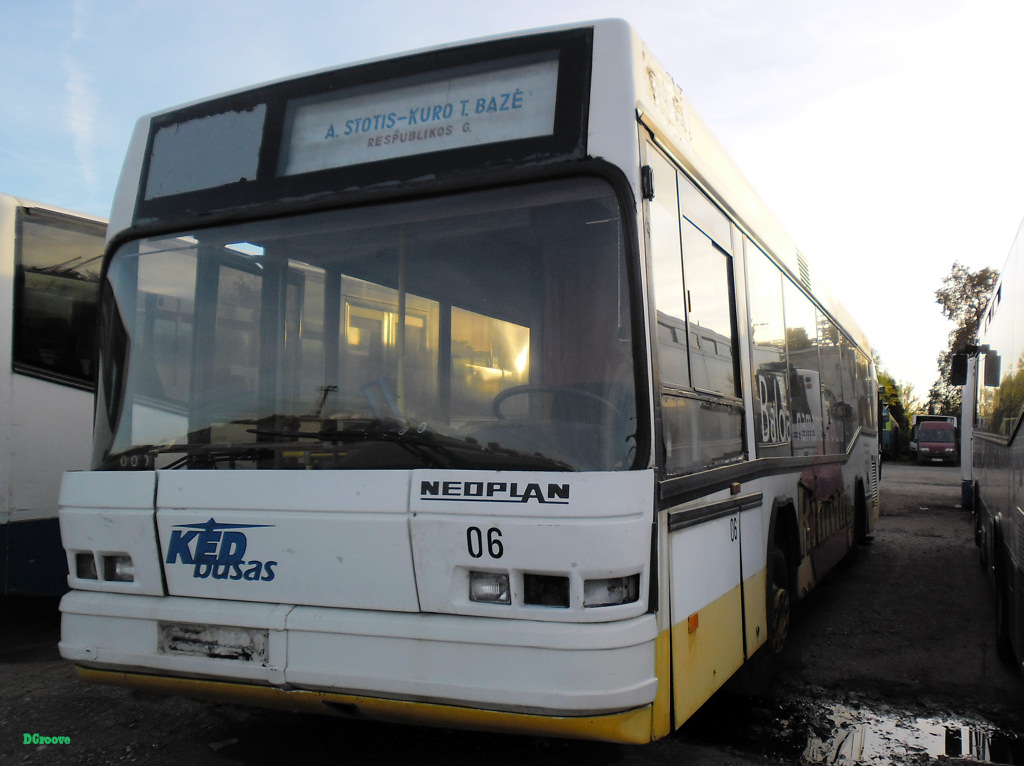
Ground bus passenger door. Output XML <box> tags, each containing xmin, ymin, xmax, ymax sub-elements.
<box><xmin>667</xmin><ymin>502</ymin><xmax>745</xmax><ymax>727</ymax></box>
<box><xmin>643</xmin><ymin>140</ymin><xmax>749</xmax><ymax>726</ymax></box>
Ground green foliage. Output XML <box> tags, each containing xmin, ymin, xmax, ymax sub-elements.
<box><xmin>786</xmin><ymin>325</ymin><xmax>812</xmax><ymax>351</ymax></box>
<box><xmin>877</xmin><ymin>362</ymin><xmax>919</xmax><ymax>457</ymax></box>
<box><xmin>878</xmin><ymin>370</ymin><xmax>907</xmax><ymax>425</ymax></box>
<box><xmin>935</xmin><ymin>262</ymin><xmax>998</xmax><ymax>340</ymax></box>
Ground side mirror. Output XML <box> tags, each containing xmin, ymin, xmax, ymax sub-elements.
<box><xmin>984</xmin><ymin>352</ymin><xmax>1002</xmax><ymax>388</ymax></box>
<box><xmin>949</xmin><ymin>353</ymin><xmax>967</xmax><ymax>386</ymax></box>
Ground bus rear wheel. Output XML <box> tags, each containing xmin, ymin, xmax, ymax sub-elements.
<box><xmin>768</xmin><ymin>545</ymin><xmax>791</xmax><ymax>654</ymax></box>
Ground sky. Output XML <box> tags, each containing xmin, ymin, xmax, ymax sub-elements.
<box><xmin>3</xmin><ymin>0</ymin><xmax>1023</xmax><ymax>402</ymax></box>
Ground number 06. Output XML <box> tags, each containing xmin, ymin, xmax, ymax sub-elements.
<box><xmin>467</xmin><ymin>526</ymin><xmax>504</xmax><ymax>559</ymax></box>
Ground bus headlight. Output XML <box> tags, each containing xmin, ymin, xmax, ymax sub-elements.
<box><xmin>584</xmin><ymin>574</ymin><xmax>640</xmax><ymax>607</ymax></box>
<box><xmin>469</xmin><ymin>572</ymin><xmax>510</xmax><ymax>604</ymax></box>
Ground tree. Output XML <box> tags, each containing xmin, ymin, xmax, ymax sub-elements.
<box><xmin>928</xmin><ymin>262</ymin><xmax>998</xmax><ymax>415</ymax></box>
<box><xmin>877</xmin><ymin>354</ymin><xmax>922</xmax><ymax>420</ymax></box>
<box><xmin>877</xmin><ymin>356</ymin><xmax>922</xmax><ymax>458</ymax></box>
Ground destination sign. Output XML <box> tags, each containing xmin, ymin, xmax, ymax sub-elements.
<box><xmin>279</xmin><ymin>55</ymin><xmax>560</xmax><ymax>176</ymax></box>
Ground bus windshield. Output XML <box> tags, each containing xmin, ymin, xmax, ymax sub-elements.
<box><xmin>95</xmin><ymin>177</ymin><xmax>639</xmax><ymax>473</ymax></box>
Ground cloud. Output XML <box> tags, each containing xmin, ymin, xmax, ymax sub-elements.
<box><xmin>62</xmin><ymin>53</ymin><xmax>99</xmax><ymax>198</ymax></box>
<box><xmin>62</xmin><ymin>0</ymin><xmax>100</xmax><ymax>201</ymax></box>
<box><xmin>71</xmin><ymin>0</ymin><xmax>91</xmax><ymax>42</ymax></box>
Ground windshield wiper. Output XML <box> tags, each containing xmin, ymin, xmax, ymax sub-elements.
<box><xmin>248</xmin><ymin>418</ymin><xmax>414</xmax><ymax>442</ymax></box>
<box><xmin>103</xmin><ymin>420</ymin><xmax>576</xmax><ymax>472</ymax></box>
<box><xmin>248</xmin><ymin>418</ymin><xmax>575</xmax><ymax>471</ymax></box>
<box><xmin>248</xmin><ymin>419</ymin><xmax>462</xmax><ymax>468</ymax></box>
<box><xmin>245</xmin><ymin>419</ymin><xmax>446</xmax><ymax>466</ymax></box>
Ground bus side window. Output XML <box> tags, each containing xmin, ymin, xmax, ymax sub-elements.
<box><xmin>746</xmin><ymin>242</ymin><xmax>791</xmax><ymax>456</ymax></box>
<box><xmin>839</xmin><ymin>336</ymin><xmax>863</xmax><ymax>447</ymax></box>
<box><xmin>646</xmin><ymin>145</ymin><xmax>744</xmax><ymax>475</ymax></box>
<box><xmin>13</xmin><ymin>209</ymin><xmax>103</xmax><ymax>385</ymax></box>
<box><xmin>647</xmin><ymin>151</ymin><xmax>690</xmax><ymax>389</ymax></box>
<box><xmin>856</xmin><ymin>348</ymin><xmax>875</xmax><ymax>433</ymax></box>
<box><xmin>679</xmin><ymin>218</ymin><xmax>736</xmax><ymax>397</ymax></box>
<box><xmin>817</xmin><ymin>316</ymin><xmax>846</xmax><ymax>454</ymax></box>
<box><xmin>784</xmin><ymin>279</ymin><xmax>823</xmax><ymax>457</ymax></box>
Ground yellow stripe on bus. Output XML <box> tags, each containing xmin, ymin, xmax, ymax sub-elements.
<box><xmin>75</xmin><ymin>666</ymin><xmax>659</xmax><ymax>744</ymax></box>
<box><xmin>652</xmin><ymin>627</ymin><xmax>673</xmax><ymax>739</ymax></box>
<box><xmin>670</xmin><ymin>583</ymin><xmax>745</xmax><ymax>727</ymax></box>
<box><xmin>744</xmin><ymin>567</ymin><xmax>768</xmax><ymax>655</ymax></box>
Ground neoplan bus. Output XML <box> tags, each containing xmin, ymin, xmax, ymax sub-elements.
<box><xmin>0</xmin><ymin>193</ymin><xmax>103</xmax><ymax>595</ymax></box>
<box><xmin>58</xmin><ymin>20</ymin><xmax>879</xmax><ymax>742</ymax></box>
<box><xmin>960</xmin><ymin>215</ymin><xmax>1024</xmax><ymax>675</ymax></box>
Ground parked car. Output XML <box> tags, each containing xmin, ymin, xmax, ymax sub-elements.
<box><xmin>916</xmin><ymin>420</ymin><xmax>958</xmax><ymax>465</ymax></box>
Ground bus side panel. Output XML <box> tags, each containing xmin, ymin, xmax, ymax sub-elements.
<box><xmin>667</xmin><ymin>504</ymin><xmax>744</xmax><ymax>727</ymax></box>
<box><xmin>2</xmin><ymin>518</ymin><xmax>66</xmax><ymax>595</ymax></box>
<box><xmin>3</xmin><ymin>374</ymin><xmax>93</xmax><ymax>595</ymax></box>
<box><xmin>740</xmin><ymin>503</ymin><xmax>768</xmax><ymax>656</ymax></box>
<box><xmin>1013</xmin><ymin>504</ymin><xmax>1024</xmax><ymax>668</ymax></box>
<box><xmin>0</xmin><ymin>198</ymin><xmax>13</xmax><ymax>593</ymax></box>
<box><xmin>9</xmin><ymin>375</ymin><xmax>94</xmax><ymax>526</ymax></box>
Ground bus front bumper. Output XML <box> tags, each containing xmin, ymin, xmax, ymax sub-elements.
<box><xmin>59</xmin><ymin>591</ymin><xmax>660</xmax><ymax>741</ymax></box>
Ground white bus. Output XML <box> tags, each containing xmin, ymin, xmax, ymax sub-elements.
<box><xmin>964</xmin><ymin>216</ymin><xmax>1024</xmax><ymax>675</ymax></box>
<box><xmin>0</xmin><ymin>193</ymin><xmax>103</xmax><ymax>595</ymax></box>
<box><xmin>59</xmin><ymin>20</ymin><xmax>879</xmax><ymax>742</ymax></box>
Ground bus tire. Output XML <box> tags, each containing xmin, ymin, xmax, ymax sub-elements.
<box><xmin>768</xmin><ymin>544</ymin><xmax>791</xmax><ymax>655</ymax></box>
<box><xmin>853</xmin><ymin>479</ymin><xmax>867</xmax><ymax>547</ymax></box>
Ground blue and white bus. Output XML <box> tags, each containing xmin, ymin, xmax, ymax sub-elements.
<box><xmin>58</xmin><ymin>20</ymin><xmax>878</xmax><ymax>742</ymax></box>
<box><xmin>0</xmin><ymin>193</ymin><xmax>103</xmax><ymax>595</ymax></box>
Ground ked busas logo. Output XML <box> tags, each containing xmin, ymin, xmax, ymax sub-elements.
<box><xmin>165</xmin><ymin>518</ymin><xmax>278</xmax><ymax>581</ymax></box>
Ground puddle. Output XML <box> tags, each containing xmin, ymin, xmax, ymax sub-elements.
<box><xmin>802</xmin><ymin>704</ymin><xmax>1023</xmax><ymax>764</ymax></box>
<box><xmin>682</xmin><ymin>693</ymin><xmax>1024</xmax><ymax>764</ymax></box>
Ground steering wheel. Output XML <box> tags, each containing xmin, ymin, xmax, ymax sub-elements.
<box><xmin>491</xmin><ymin>384</ymin><xmax>621</xmax><ymax>421</ymax></box>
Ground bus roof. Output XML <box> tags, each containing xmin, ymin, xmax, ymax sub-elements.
<box><xmin>1</xmin><ymin>192</ymin><xmax>106</xmax><ymax>226</ymax></box>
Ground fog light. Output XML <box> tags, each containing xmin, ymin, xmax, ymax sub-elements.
<box><xmin>584</xmin><ymin>574</ymin><xmax>640</xmax><ymax>607</ymax></box>
<box><xmin>469</xmin><ymin>572</ymin><xmax>510</xmax><ymax>604</ymax></box>
<box><xmin>523</xmin><ymin>574</ymin><xmax>569</xmax><ymax>607</ymax></box>
<box><xmin>103</xmin><ymin>555</ymin><xmax>135</xmax><ymax>582</ymax></box>
<box><xmin>75</xmin><ymin>553</ymin><xmax>98</xmax><ymax>580</ymax></box>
